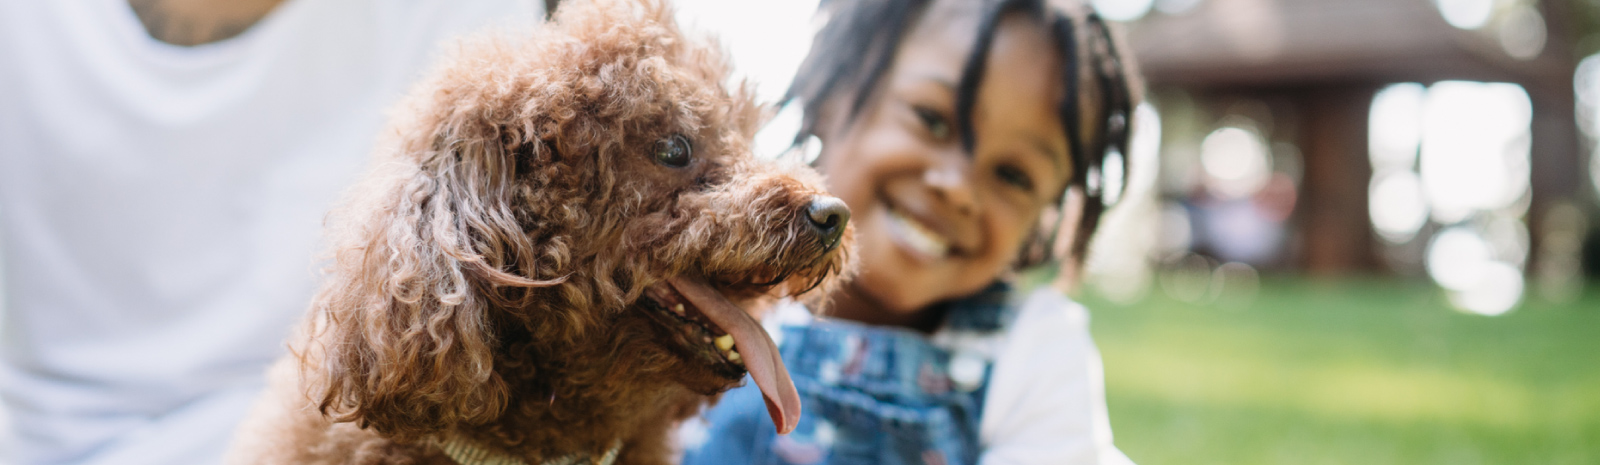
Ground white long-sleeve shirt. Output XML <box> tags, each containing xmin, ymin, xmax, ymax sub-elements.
<box><xmin>971</xmin><ymin>288</ymin><xmax>1134</xmax><ymax>465</ymax></box>
<box><xmin>0</xmin><ymin>1</ymin><xmax>538</xmax><ymax>463</ymax></box>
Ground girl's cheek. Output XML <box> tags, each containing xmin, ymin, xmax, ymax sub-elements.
<box><xmin>818</xmin><ymin>145</ymin><xmax>872</xmax><ymax>203</ymax></box>
<box><xmin>989</xmin><ymin>197</ymin><xmax>1037</xmax><ymax>261</ymax></box>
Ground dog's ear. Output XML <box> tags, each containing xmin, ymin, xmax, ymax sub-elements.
<box><xmin>305</xmin><ymin>120</ymin><xmax>564</xmax><ymax>440</ymax></box>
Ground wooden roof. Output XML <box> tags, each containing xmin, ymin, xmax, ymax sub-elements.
<box><xmin>1124</xmin><ymin>0</ymin><xmax>1579</xmax><ymax>93</ymax></box>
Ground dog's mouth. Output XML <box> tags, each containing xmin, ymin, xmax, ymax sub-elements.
<box><xmin>639</xmin><ymin>276</ymin><xmax>800</xmax><ymax>435</ymax></box>
<box><xmin>640</xmin><ymin>284</ymin><xmax>744</xmax><ymax>376</ymax></box>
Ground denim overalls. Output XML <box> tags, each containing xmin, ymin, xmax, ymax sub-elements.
<box><xmin>682</xmin><ymin>283</ymin><xmax>1015</xmax><ymax>465</ymax></box>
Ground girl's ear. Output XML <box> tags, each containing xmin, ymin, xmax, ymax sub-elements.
<box><xmin>306</xmin><ymin>126</ymin><xmax>563</xmax><ymax>441</ymax></box>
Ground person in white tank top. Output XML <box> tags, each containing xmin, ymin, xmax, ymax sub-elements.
<box><xmin>0</xmin><ymin>1</ymin><xmax>540</xmax><ymax>463</ymax></box>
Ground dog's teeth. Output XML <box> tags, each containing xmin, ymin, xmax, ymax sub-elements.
<box><xmin>703</xmin><ymin>336</ymin><xmax>713</xmax><ymax>344</ymax></box>
<box><xmin>673</xmin><ymin>303</ymin><xmax>685</xmax><ymax>315</ymax></box>
<box><xmin>714</xmin><ymin>334</ymin><xmax>734</xmax><ymax>351</ymax></box>
<box><xmin>726</xmin><ymin>350</ymin><xmax>742</xmax><ymax>364</ymax></box>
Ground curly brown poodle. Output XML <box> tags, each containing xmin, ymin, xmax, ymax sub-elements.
<box><xmin>225</xmin><ymin>1</ymin><xmax>854</xmax><ymax>463</ymax></box>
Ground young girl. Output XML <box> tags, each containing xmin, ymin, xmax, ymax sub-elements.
<box><xmin>682</xmin><ymin>0</ymin><xmax>1138</xmax><ymax>463</ymax></box>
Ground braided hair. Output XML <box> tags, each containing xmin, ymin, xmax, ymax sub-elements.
<box><xmin>784</xmin><ymin>0</ymin><xmax>1139</xmax><ymax>269</ymax></box>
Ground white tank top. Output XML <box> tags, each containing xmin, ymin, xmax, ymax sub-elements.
<box><xmin>0</xmin><ymin>1</ymin><xmax>539</xmax><ymax>463</ymax></box>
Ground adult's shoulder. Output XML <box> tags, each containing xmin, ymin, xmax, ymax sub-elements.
<box><xmin>374</xmin><ymin>0</ymin><xmax>544</xmax><ymax>53</ymax></box>
<box><xmin>380</xmin><ymin>0</ymin><xmax>543</xmax><ymax>21</ymax></box>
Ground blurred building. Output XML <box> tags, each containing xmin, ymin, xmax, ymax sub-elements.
<box><xmin>1097</xmin><ymin>0</ymin><xmax>1599</xmax><ymax>313</ymax></box>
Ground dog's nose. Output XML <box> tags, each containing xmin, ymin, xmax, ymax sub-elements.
<box><xmin>806</xmin><ymin>195</ymin><xmax>850</xmax><ymax>249</ymax></box>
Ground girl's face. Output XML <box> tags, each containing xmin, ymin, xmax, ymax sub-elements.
<box><xmin>817</xmin><ymin>8</ymin><xmax>1073</xmax><ymax>317</ymax></box>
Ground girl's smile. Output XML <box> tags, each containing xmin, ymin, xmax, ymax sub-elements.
<box><xmin>817</xmin><ymin>2</ymin><xmax>1073</xmax><ymax>326</ymax></box>
<box><xmin>883</xmin><ymin>198</ymin><xmax>956</xmax><ymax>261</ymax></box>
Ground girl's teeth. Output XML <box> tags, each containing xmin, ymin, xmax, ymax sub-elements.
<box><xmin>889</xmin><ymin>209</ymin><xmax>950</xmax><ymax>257</ymax></box>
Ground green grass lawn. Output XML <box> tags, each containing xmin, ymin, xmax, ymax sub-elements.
<box><xmin>1080</xmin><ymin>277</ymin><xmax>1600</xmax><ymax>465</ymax></box>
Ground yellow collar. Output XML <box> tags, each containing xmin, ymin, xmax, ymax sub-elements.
<box><xmin>434</xmin><ymin>435</ymin><xmax>621</xmax><ymax>465</ymax></box>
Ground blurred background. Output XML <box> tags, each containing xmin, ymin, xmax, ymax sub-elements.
<box><xmin>670</xmin><ymin>0</ymin><xmax>1600</xmax><ymax>463</ymax></box>
<box><xmin>1078</xmin><ymin>1</ymin><xmax>1600</xmax><ymax>463</ymax></box>
<box><xmin>0</xmin><ymin>0</ymin><xmax>1593</xmax><ymax>463</ymax></box>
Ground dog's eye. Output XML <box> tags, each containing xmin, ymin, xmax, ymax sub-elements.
<box><xmin>653</xmin><ymin>134</ymin><xmax>693</xmax><ymax>168</ymax></box>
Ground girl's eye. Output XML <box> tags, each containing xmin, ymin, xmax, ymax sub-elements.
<box><xmin>995</xmin><ymin>164</ymin><xmax>1035</xmax><ymax>192</ymax></box>
<box><xmin>653</xmin><ymin>134</ymin><xmax>693</xmax><ymax>167</ymax></box>
<box><xmin>914</xmin><ymin>107</ymin><xmax>951</xmax><ymax>141</ymax></box>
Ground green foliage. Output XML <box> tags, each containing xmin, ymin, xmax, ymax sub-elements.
<box><xmin>1083</xmin><ymin>277</ymin><xmax>1600</xmax><ymax>465</ymax></box>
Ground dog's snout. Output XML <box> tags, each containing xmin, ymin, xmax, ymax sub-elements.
<box><xmin>806</xmin><ymin>196</ymin><xmax>850</xmax><ymax>249</ymax></box>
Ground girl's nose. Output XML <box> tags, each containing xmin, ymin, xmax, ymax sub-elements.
<box><xmin>924</xmin><ymin>156</ymin><xmax>977</xmax><ymax>217</ymax></box>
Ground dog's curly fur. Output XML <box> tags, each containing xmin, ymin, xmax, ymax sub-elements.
<box><xmin>227</xmin><ymin>1</ymin><xmax>853</xmax><ymax>463</ymax></box>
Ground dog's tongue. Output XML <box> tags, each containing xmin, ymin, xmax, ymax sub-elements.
<box><xmin>666</xmin><ymin>276</ymin><xmax>801</xmax><ymax>435</ymax></box>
